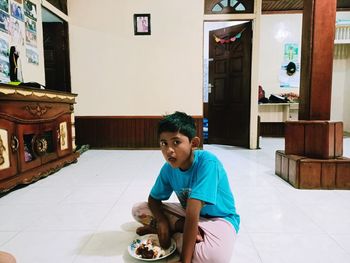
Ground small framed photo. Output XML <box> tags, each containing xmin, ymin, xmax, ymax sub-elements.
<box><xmin>134</xmin><ymin>13</ymin><xmax>151</xmax><ymax>36</ymax></box>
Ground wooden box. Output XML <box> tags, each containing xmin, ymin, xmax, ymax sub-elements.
<box><xmin>275</xmin><ymin>151</ymin><xmax>350</xmax><ymax>189</ymax></box>
<box><xmin>285</xmin><ymin>121</ymin><xmax>343</xmax><ymax>159</ymax></box>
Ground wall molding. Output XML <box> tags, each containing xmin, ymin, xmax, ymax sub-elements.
<box><xmin>75</xmin><ymin>116</ymin><xmax>203</xmax><ymax>149</ymax></box>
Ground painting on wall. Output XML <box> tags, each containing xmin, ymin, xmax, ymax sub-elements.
<box><xmin>25</xmin><ymin>16</ymin><xmax>35</xmax><ymax>33</ymax></box>
<box><xmin>0</xmin><ymin>35</ymin><xmax>9</xmax><ymax>57</ymax></box>
<box><xmin>0</xmin><ymin>56</ymin><xmax>10</xmax><ymax>82</ymax></box>
<box><xmin>26</xmin><ymin>45</ymin><xmax>38</xmax><ymax>64</ymax></box>
<box><xmin>10</xmin><ymin>16</ymin><xmax>24</xmax><ymax>46</ymax></box>
<box><xmin>0</xmin><ymin>10</ymin><xmax>9</xmax><ymax>33</ymax></box>
<box><xmin>134</xmin><ymin>14</ymin><xmax>151</xmax><ymax>35</ymax></box>
<box><xmin>0</xmin><ymin>0</ymin><xmax>9</xmax><ymax>13</ymax></box>
<box><xmin>10</xmin><ymin>0</ymin><xmax>24</xmax><ymax>21</ymax></box>
<box><xmin>25</xmin><ymin>27</ymin><xmax>36</xmax><ymax>46</ymax></box>
<box><xmin>24</xmin><ymin>0</ymin><xmax>36</xmax><ymax>21</ymax></box>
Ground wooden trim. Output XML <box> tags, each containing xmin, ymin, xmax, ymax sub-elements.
<box><xmin>262</xmin><ymin>10</ymin><xmax>303</xmax><ymax>15</ymax></box>
<box><xmin>76</xmin><ymin>116</ymin><xmax>203</xmax><ymax>119</ymax></box>
<box><xmin>75</xmin><ymin>116</ymin><xmax>204</xmax><ymax>149</ymax></box>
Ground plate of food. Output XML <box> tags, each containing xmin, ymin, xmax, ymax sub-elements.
<box><xmin>128</xmin><ymin>234</ymin><xmax>176</xmax><ymax>261</ymax></box>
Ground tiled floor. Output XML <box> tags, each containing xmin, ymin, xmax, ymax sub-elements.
<box><xmin>1</xmin><ymin>138</ymin><xmax>350</xmax><ymax>263</ymax></box>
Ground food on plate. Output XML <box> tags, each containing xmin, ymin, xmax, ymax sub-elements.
<box><xmin>134</xmin><ymin>237</ymin><xmax>166</xmax><ymax>259</ymax></box>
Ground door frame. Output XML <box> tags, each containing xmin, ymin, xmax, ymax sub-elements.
<box><xmin>203</xmin><ymin>0</ymin><xmax>262</xmax><ymax>149</ymax></box>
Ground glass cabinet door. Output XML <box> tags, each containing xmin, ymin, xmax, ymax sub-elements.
<box><xmin>17</xmin><ymin>124</ymin><xmax>41</xmax><ymax>172</ymax></box>
<box><xmin>0</xmin><ymin>119</ymin><xmax>17</xmax><ymax>180</ymax></box>
<box><xmin>40</xmin><ymin>122</ymin><xmax>58</xmax><ymax>164</ymax></box>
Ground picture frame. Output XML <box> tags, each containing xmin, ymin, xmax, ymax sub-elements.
<box><xmin>133</xmin><ymin>13</ymin><xmax>151</xmax><ymax>35</ymax></box>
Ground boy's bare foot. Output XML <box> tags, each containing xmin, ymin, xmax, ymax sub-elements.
<box><xmin>136</xmin><ymin>225</ymin><xmax>157</xmax><ymax>236</ymax></box>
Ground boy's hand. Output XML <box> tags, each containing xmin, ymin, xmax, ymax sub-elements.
<box><xmin>157</xmin><ymin>218</ymin><xmax>171</xmax><ymax>249</ymax></box>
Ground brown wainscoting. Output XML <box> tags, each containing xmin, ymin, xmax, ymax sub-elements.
<box><xmin>260</xmin><ymin>122</ymin><xmax>285</xmax><ymax>137</ymax></box>
<box><xmin>75</xmin><ymin>116</ymin><xmax>203</xmax><ymax>149</ymax></box>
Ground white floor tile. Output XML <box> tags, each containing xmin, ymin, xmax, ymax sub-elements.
<box><xmin>251</xmin><ymin>233</ymin><xmax>350</xmax><ymax>263</ymax></box>
<box><xmin>0</xmin><ymin>231</ymin><xmax>91</xmax><ymax>263</ymax></box>
<box><xmin>0</xmin><ymin>138</ymin><xmax>349</xmax><ymax>263</ymax></box>
<box><xmin>0</xmin><ymin>232</ymin><xmax>17</xmax><ymax>246</ymax></box>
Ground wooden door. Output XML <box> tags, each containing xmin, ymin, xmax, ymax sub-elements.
<box><xmin>208</xmin><ymin>22</ymin><xmax>252</xmax><ymax>147</ymax></box>
<box><xmin>0</xmin><ymin>119</ymin><xmax>17</xmax><ymax>180</ymax></box>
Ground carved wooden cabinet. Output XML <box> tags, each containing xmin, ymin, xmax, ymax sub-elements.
<box><xmin>0</xmin><ymin>84</ymin><xmax>79</xmax><ymax>193</ymax></box>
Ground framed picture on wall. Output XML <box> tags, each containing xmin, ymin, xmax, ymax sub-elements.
<box><xmin>133</xmin><ymin>13</ymin><xmax>151</xmax><ymax>35</ymax></box>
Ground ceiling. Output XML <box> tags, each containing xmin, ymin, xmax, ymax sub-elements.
<box><xmin>262</xmin><ymin>0</ymin><xmax>350</xmax><ymax>13</ymax></box>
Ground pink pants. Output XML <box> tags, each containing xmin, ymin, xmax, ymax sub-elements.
<box><xmin>132</xmin><ymin>202</ymin><xmax>237</xmax><ymax>263</ymax></box>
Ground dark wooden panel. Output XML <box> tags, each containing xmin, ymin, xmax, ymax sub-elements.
<box><xmin>336</xmin><ymin>162</ymin><xmax>350</xmax><ymax>189</ymax></box>
<box><xmin>75</xmin><ymin>116</ymin><xmax>203</xmax><ymax>149</ymax></box>
<box><xmin>275</xmin><ymin>150</ymin><xmax>282</xmax><ymax>176</ymax></box>
<box><xmin>259</xmin><ymin>123</ymin><xmax>285</xmax><ymax>137</ymax></box>
<box><xmin>261</xmin><ymin>0</ymin><xmax>350</xmax><ymax>13</ymax></box>
<box><xmin>299</xmin><ymin>0</ymin><xmax>336</xmax><ymax>120</ymax></box>
<box><xmin>322</xmin><ymin>163</ymin><xmax>336</xmax><ymax>189</ymax></box>
<box><xmin>281</xmin><ymin>155</ymin><xmax>289</xmax><ymax>181</ymax></box>
<box><xmin>285</xmin><ymin>122</ymin><xmax>305</xmax><ymax>156</ymax></box>
<box><xmin>288</xmin><ymin>155</ymin><xmax>304</xmax><ymax>188</ymax></box>
<box><xmin>335</xmin><ymin>122</ymin><xmax>344</xmax><ymax>157</ymax></box>
<box><xmin>299</xmin><ymin>161</ymin><xmax>322</xmax><ymax>189</ymax></box>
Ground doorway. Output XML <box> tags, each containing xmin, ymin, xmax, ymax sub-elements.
<box><xmin>41</xmin><ymin>7</ymin><xmax>71</xmax><ymax>92</ymax></box>
<box><xmin>203</xmin><ymin>21</ymin><xmax>252</xmax><ymax>147</ymax></box>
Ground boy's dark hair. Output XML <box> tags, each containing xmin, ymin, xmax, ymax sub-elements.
<box><xmin>158</xmin><ymin>111</ymin><xmax>196</xmax><ymax>140</ymax></box>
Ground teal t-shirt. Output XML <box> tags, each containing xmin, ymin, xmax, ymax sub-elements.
<box><xmin>150</xmin><ymin>150</ymin><xmax>240</xmax><ymax>233</ymax></box>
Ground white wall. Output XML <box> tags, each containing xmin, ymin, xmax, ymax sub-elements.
<box><xmin>258</xmin><ymin>14</ymin><xmax>302</xmax><ymax>96</ymax></box>
<box><xmin>68</xmin><ymin>0</ymin><xmax>203</xmax><ymax>116</ymax></box>
<box><xmin>344</xmin><ymin>56</ymin><xmax>350</xmax><ymax>132</ymax></box>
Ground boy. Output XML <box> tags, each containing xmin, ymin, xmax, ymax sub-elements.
<box><xmin>132</xmin><ymin>112</ymin><xmax>240</xmax><ymax>263</ymax></box>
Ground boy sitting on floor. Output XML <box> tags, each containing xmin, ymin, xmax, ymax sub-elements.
<box><xmin>132</xmin><ymin>111</ymin><xmax>240</xmax><ymax>263</ymax></box>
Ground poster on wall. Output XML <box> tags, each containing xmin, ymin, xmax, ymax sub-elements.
<box><xmin>24</xmin><ymin>16</ymin><xmax>35</xmax><ymax>32</ymax></box>
<box><xmin>24</xmin><ymin>0</ymin><xmax>36</xmax><ymax>21</ymax></box>
<box><xmin>0</xmin><ymin>10</ymin><xmax>9</xmax><ymax>33</ymax></box>
<box><xmin>26</xmin><ymin>45</ymin><xmax>38</xmax><ymax>64</ymax></box>
<box><xmin>279</xmin><ymin>43</ymin><xmax>300</xmax><ymax>88</ymax></box>
<box><xmin>0</xmin><ymin>57</ymin><xmax>10</xmax><ymax>82</ymax></box>
<box><xmin>0</xmin><ymin>0</ymin><xmax>9</xmax><ymax>13</ymax></box>
<box><xmin>25</xmin><ymin>27</ymin><xmax>36</xmax><ymax>46</ymax></box>
<box><xmin>10</xmin><ymin>0</ymin><xmax>24</xmax><ymax>21</ymax></box>
<box><xmin>9</xmin><ymin>16</ymin><xmax>24</xmax><ymax>47</ymax></box>
<box><xmin>0</xmin><ymin>32</ymin><xmax>10</xmax><ymax>81</ymax></box>
<box><xmin>0</xmin><ymin>33</ymin><xmax>9</xmax><ymax>57</ymax></box>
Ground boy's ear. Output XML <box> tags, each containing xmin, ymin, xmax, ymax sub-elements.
<box><xmin>191</xmin><ymin>136</ymin><xmax>200</xmax><ymax>149</ymax></box>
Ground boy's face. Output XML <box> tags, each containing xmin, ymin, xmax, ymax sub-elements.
<box><xmin>159</xmin><ymin>131</ymin><xmax>199</xmax><ymax>171</ymax></box>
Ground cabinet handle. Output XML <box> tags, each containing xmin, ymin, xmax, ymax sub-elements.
<box><xmin>11</xmin><ymin>135</ymin><xmax>19</xmax><ymax>152</ymax></box>
<box><xmin>34</xmin><ymin>137</ymin><xmax>48</xmax><ymax>156</ymax></box>
<box><xmin>57</xmin><ymin>129</ymin><xmax>60</xmax><ymax>143</ymax></box>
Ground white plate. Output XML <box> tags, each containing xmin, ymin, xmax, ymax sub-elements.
<box><xmin>128</xmin><ymin>234</ymin><xmax>176</xmax><ymax>261</ymax></box>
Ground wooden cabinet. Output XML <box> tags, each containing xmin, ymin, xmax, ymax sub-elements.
<box><xmin>0</xmin><ymin>84</ymin><xmax>79</xmax><ymax>193</ymax></box>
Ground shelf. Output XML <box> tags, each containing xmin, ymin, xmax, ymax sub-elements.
<box><xmin>258</xmin><ymin>103</ymin><xmax>299</xmax><ymax>123</ymax></box>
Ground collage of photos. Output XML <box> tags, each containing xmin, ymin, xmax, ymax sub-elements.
<box><xmin>23</xmin><ymin>0</ymin><xmax>38</xmax><ymax>65</ymax></box>
<box><xmin>0</xmin><ymin>0</ymin><xmax>38</xmax><ymax>83</ymax></box>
